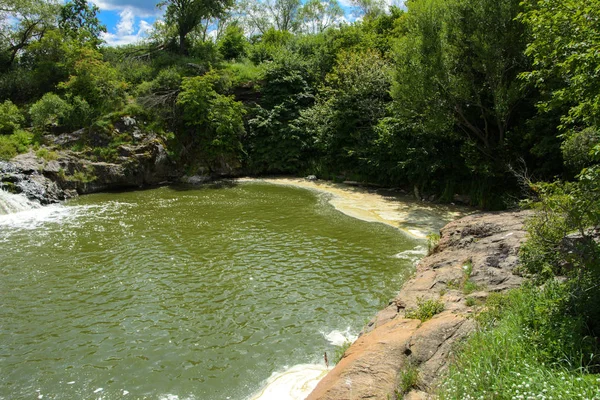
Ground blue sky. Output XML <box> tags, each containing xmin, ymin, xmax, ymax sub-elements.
<box><xmin>91</xmin><ymin>0</ymin><xmax>162</xmax><ymax>46</ymax></box>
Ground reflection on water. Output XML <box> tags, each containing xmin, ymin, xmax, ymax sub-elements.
<box><xmin>0</xmin><ymin>183</ymin><xmax>435</xmax><ymax>400</ymax></box>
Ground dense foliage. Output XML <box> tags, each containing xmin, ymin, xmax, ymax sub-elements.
<box><xmin>2</xmin><ymin>0</ymin><xmax>599</xmax><ymax>395</ymax></box>
<box><xmin>0</xmin><ymin>0</ymin><xmax>598</xmax><ymax>206</ymax></box>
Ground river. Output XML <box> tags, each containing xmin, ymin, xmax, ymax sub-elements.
<box><xmin>0</xmin><ymin>182</ymin><xmax>455</xmax><ymax>400</ymax></box>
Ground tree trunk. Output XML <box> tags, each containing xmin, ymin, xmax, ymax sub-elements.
<box><xmin>179</xmin><ymin>31</ymin><xmax>187</xmax><ymax>54</ymax></box>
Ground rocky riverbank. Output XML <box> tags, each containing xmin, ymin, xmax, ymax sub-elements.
<box><xmin>307</xmin><ymin>210</ymin><xmax>532</xmax><ymax>400</ymax></box>
<box><xmin>0</xmin><ymin>120</ymin><xmax>178</xmax><ymax>205</ymax></box>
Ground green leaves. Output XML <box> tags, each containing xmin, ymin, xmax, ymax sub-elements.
<box><xmin>0</xmin><ymin>100</ymin><xmax>24</xmax><ymax>135</ymax></box>
<box><xmin>177</xmin><ymin>71</ymin><xmax>245</xmax><ymax>163</ymax></box>
<box><xmin>59</xmin><ymin>0</ymin><xmax>106</xmax><ymax>47</ymax></box>
<box><xmin>29</xmin><ymin>93</ymin><xmax>72</xmax><ymax>131</ymax></box>
<box><xmin>160</xmin><ymin>0</ymin><xmax>233</xmax><ymax>54</ymax></box>
<box><xmin>300</xmin><ymin>49</ymin><xmax>392</xmax><ymax>175</ymax></box>
<box><xmin>519</xmin><ymin>0</ymin><xmax>600</xmax><ymax>128</ymax></box>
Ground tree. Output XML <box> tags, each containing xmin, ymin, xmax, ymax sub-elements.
<box><xmin>519</xmin><ymin>0</ymin><xmax>600</xmax><ymax>129</ymax></box>
<box><xmin>0</xmin><ymin>100</ymin><xmax>23</xmax><ymax>135</ymax></box>
<box><xmin>58</xmin><ymin>46</ymin><xmax>127</xmax><ymax>115</ymax></box>
<box><xmin>299</xmin><ymin>50</ymin><xmax>392</xmax><ymax>177</ymax></box>
<box><xmin>59</xmin><ymin>0</ymin><xmax>106</xmax><ymax>47</ymax></box>
<box><xmin>218</xmin><ymin>22</ymin><xmax>247</xmax><ymax>60</ymax></box>
<box><xmin>269</xmin><ymin>0</ymin><xmax>300</xmax><ymax>32</ymax></box>
<box><xmin>392</xmin><ymin>0</ymin><xmax>531</xmax><ymax>179</ymax></box>
<box><xmin>159</xmin><ymin>0</ymin><xmax>234</xmax><ymax>54</ymax></box>
<box><xmin>298</xmin><ymin>0</ymin><xmax>343</xmax><ymax>34</ymax></box>
<box><xmin>0</xmin><ymin>0</ymin><xmax>60</xmax><ymax>69</ymax></box>
<box><xmin>351</xmin><ymin>0</ymin><xmax>386</xmax><ymax>19</ymax></box>
<box><xmin>177</xmin><ymin>71</ymin><xmax>245</xmax><ymax>166</ymax></box>
<box><xmin>238</xmin><ymin>0</ymin><xmax>300</xmax><ymax>34</ymax></box>
<box><xmin>246</xmin><ymin>52</ymin><xmax>315</xmax><ymax>173</ymax></box>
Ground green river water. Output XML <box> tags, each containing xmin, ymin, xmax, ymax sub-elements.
<box><xmin>0</xmin><ymin>182</ymin><xmax>430</xmax><ymax>400</ymax></box>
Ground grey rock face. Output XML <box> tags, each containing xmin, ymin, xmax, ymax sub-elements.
<box><xmin>0</xmin><ymin>133</ymin><xmax>176</xmax><ymax>205</ymax></box>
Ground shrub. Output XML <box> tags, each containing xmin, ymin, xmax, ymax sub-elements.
<box><xmin>0</xmin><ymin>100</ymin><xmax>24</xmax><ymax>135</ymax></box>
<box><xmin>29</xmin><ymin>93</ymin><xmax>72</xmax><ymax>131</ymax></box>
<box><xmin>561</xmin><ymin>127</ymin><xmax>600</xmax><ymax>172</ymax></box>
<box><xmin>219</xmin><ymin>23</ymin><xmax>247</xmax><ymax>60</ymax></box>
<box><xmin>36</xmin><ymin>148</ymin><xmax>59</xmax><ymax>161</ymax></box>
<box><xmin>58</xmin><ymin>46</ymin><xmax>127</xmax><ymax>115</ymax></box>
<box><xmin>405</xmin><ymin>297</ymin><xmax>444</xmax><ymax>321</ymax></box>
<box><xmin>0</xmin><ymin>130</ymin><xmax>34</xmax><ymax>160</ymax></box>
<box><xmin>223</xmin><ymin>60</ymin><xmax>265</xmax><ymax>86</ymax></box>
<box><xmin>520</xmin><ymin>177</ymin><xmax>600</xmax><ymax>280</ymax></box>
<box><xmin>177</xmin><ymin>71</ymin><xmax>245</xmax><ymax>165</ymax></box>
<box><xmin>64</xmin><ymin>96</ymin><xmax>94</xmax><ymax>129</ymax></box>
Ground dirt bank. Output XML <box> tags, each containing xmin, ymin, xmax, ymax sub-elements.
<box><xmin>306</xmin><ymin>210</ymin><xmax>532</xmax><ymax>400</ymax></box>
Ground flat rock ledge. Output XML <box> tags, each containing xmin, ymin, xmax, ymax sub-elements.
<box><xmin>307</xmin><ymin>210</ymin><xmax>533</xmax><ymax>400</ymax></box>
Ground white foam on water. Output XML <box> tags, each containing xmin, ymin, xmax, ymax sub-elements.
<box><xmin>248</xmin><ymin>364</ymin><xmax>331</xmax><ymax>400</ymax></box>
<box><xmin>0</xmin><ymin>203</ymin><xmax>74</xmax><ymax>230</ymax></box>
<box><xmin>0</xmin><ymin>197</ymin><xmax>132</xmax><ymax>232</ymax></box>
<box><xmin>322</xmin><ymin>328</ymin><xmax>358</xmax><ymax>347</ymax></box>
<box><xmin>0</xmin><ymin>190</ymin><xmax>41</xmax><ymax>215</ymax></box>
<box><xmin>407</xmin><ymin>228</ymin><xmax>426</xmax><ymax>238</ymax></box>
<box><xmin>393</xmin><ymin>246</ymin><xmax>428</xmax><ymax>266</ymax></box>
<box><xmin>159</xmin><ymin>395</ymin><xmax>196</xmax><ymax>400</ymax></box>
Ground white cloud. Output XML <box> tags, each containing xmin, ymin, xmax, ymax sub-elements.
<box><xmin>90</xmin><ymin>0</ymin><xmax>162</xmax><ymax>17</ymax></box>
<box><xmin>116</xmin><ymin>8</ymin><xmax>135</xmax><ymax>35</ymax></box>
<box><xmin>102</xmin><ymin>12</ymin><xmax>153</xmax><ymax>46</ymax></box>
<box><xmin>138</xmin><ymin>20</ymin><xmax>153</xmax><ymax>35</ymax></box>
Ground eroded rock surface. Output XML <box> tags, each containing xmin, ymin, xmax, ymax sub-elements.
<box><xmin>0</xmin><ymin>134</ymin><xmax>175</xmax><ymax>204</ymax></box>
<box><xmin>307</xmin><ymin>210</ymin><xmax>532</xmax><ymax>400</ymax></box>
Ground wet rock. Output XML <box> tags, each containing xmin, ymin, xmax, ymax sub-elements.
<box><xmin>182</xmin><ymin>175</ymin><xmax>212</xmax><ymax>185</ymax></box>
<box><xmin>0</xmin><ymin>134</ymin><xmax>176</xmax><ymax>204</ymax></box>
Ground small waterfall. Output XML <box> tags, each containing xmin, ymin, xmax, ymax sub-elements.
<box><xmin>0</xmin><ymin>189</ymin><xmax>41</xmax><ymax>215</ymax></box>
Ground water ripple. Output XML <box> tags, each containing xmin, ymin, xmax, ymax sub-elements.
<box><xmin>0</xmin><ymin>184</ymin><xmax>426</xmax><ymax>400</ymax></box>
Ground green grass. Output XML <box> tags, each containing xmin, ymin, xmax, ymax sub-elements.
<box><xmin>224</xmin><ymin>59</ymin><xmax>265</xmax><ymax>86</ymax></box>
<box><xmin>426</xmin><ymin>233</ymin><xmax>441</xmax><ymax>255</ymax></box>
<box><xmin>333</xmin><ymin>341</ymin><xmax>352</xmax><ymax>365</ymax></box>
<box><xmin>462</xmin><ymin>280</ymin><xmax>481</xmax><ymax>295</ymax></box>
<box><xmin>405</xmin><ymin>297</ymin><xmax>444</xmax><ymax>322</ymax></box>
<box><xmin>67</xmin><ymin>169</ymin><xmax>97</xmax><ymax>183</ymax></box>
<box><xmin>397</xmin><ymin>362</ymin><xmax>420</xmax><ymax>396</ymax></box>
<box><xmin>438</xmin><ymin>282</ymin><xmax>600</xmax><ymax>400</ymax></box>
<box><xmin>36</xmin><ymin>147</ymin><xmax>59</xmax><ymax>161</ymax></box>
<box><xmin>447</xmin><ymin>259</ymin><xmax>483</xmax><ymax>295</ymax></box>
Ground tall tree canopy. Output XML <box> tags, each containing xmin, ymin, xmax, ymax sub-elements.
<box><xmin>238</xmin><ymin>0</ymin><xmax>301</xmax><ymax>34</ymax></box>
<box><xmin>298</xmin><ymin>0</ymin><xmax>343</xmax><ymax>34</ymax></box>
<box><xmin>59</xmin><ymin>0</ymin><xmax>106</xmax><ymax>47</ymax></box>
<box><xmin>392</xmin><ymin>0</ymin><xmax>530</xmax><ymax>177</ymax></box>
<box><xmin>159</xmin><ymin>0</ymin><xmax>234</xmax><ymax>54</ymax></box>
<box><xmin>519</xmin><ymin>0</ymin><xmax>600</xmax><ymax>129</ymax></box>
<box><xmin>0</xmin><ymin>0</ymin><xmax>59</xmax><ymax>69</ymax></box>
